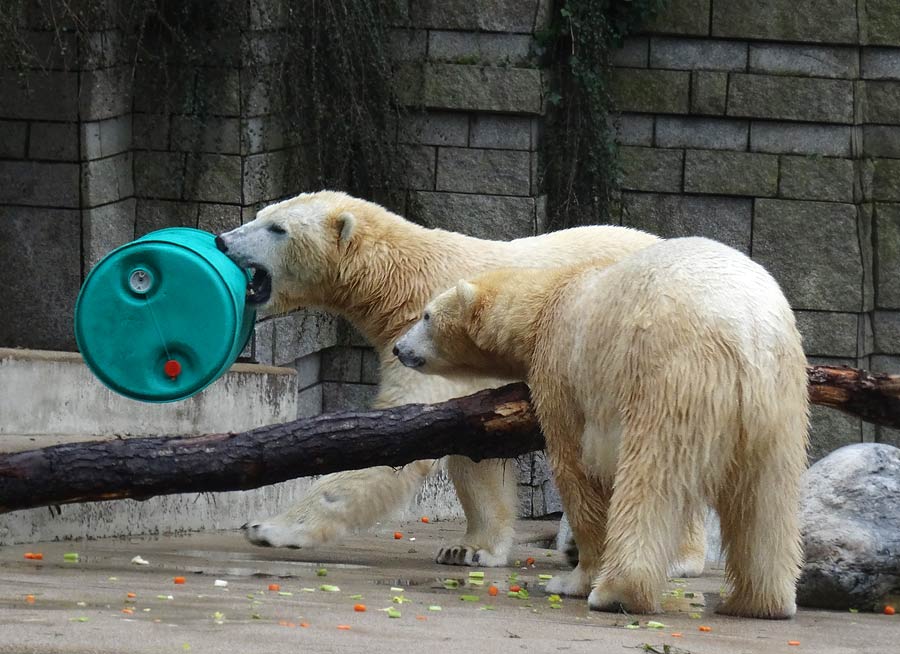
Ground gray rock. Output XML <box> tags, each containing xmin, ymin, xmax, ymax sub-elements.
<box><xmin>797</xmin><ymin>443</ymin><xmax>900</xmax><ymax>611</ymax></box>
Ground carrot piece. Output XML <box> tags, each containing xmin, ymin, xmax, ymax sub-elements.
<box><xmin>671</xmin><ymin>633</ymin><xmax>682</xmax><ymax>638</ymax></box>
<box><xmin>25</xmin><ymin>595</ymin><xmax>35</xmax><ymax>604</ymax></box>
<box><xmin>126</xmin><ymin>592</ymin><xmax>136</xmax><ymax>599</ymax></box>
<box><xmin>788</xmin><ymin>641</ymin><xmax>801</xmax><ymax>646</ymax></box>
<box><xmin>173</xmin><ymin>577</ymin><xmax>186</xmax><ymax>585</ymax></box>
<box><xmin>121</xmin><ymin>608</ymin><xmax>134</xmax><ymax>615</ymax></box>
<box><xmin>421</xmin><ymin>517</ymin><xmax>430</xmax><ymax>524</ymax></box>
<box><xmin>353</xmin><ymin>604</ymin><xmax>367</xmax><ymax>612</ymax></box>
<box><xmin>488</xmin><ymin>585</ymin><xmax>499</xmax><ymax>597</ymax></box>
<box><xmin>699</xmin><ymin>625</ymin><xmax>712</xmax><ymax>632</ymax></box>
<box><xmin>268</xmin><ymin>583</ymin><xmax>280</xmax><ymax>592</ymax></box>
<box><xmin>300</xmin><ymin>622</ymin><xmax>310</xmax><ymax>628</ymax></box>
<box><xmin>416</xmin><ymin>615</ymin><xmax>427</xmax><ymax>621</ymax></box>
<box><xmin>525</xmin><ymin>557</ymin><xmax>535</xmax><ymax>566</ymax></box>
<box><xmin>337</xmin><ymin>625</ymin><xmax>351</xmax><ymax>630</ymax></box>
<box><xmin>885</xmin><ymin>606</ymin><xmax>896</xmax><ymax>615</ymax></box>
<box><xmin>393</xmin><ymin>532</ymin><xmax>403</xmax><ymax>539</ymax></box>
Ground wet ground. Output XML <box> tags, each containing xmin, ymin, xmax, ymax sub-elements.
<box><xmin>0</xmin><ymin>519</ymin><xmax>897</xmax><ymax>653</ymax></box>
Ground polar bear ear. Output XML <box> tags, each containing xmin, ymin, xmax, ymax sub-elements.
<box><xmin>336</xmin><ymin>212</ymin><xmax>356</xmax><ymax>242</ymax></box>
<box><xmin>456</xmin><ymin>279</ymin><xmax>478</xmax><ymax>312</ymax></box>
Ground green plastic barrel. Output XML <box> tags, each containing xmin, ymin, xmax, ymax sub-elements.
<box><xmin>74</xmin><ymin>227</ymin><xmax>256</xmax><ymax>403</ymax></box>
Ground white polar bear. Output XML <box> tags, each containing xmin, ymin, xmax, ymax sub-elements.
<box><xmin>395</xmin><ymin>237</ymin><xmax>809</xmax><ymax>617</ymax></box>
<box><xmin>216</xmin><ymin>191</ymin><xmax>706</xmax><ymax>570</ymax></box>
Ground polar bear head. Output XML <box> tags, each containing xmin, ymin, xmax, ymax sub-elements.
<box><xmin>394</xmin><ymin>271</ymin><xmax>528</xmax><ymax>379</ymax></box>
<box><xmin>215</xmin><ymin>191</ymin><xmax>360</xmax><ymax>312</ymax></box>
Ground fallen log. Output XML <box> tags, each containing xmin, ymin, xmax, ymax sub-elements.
<box><xmin>1</xmin><ymin>365</ymin><xmax>899</xmax><ymax>514</ymax></box>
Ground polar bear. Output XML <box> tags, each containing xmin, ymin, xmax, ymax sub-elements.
<box><xmin>215</xmin><ymin>190</ymin><xmax>706</xmax><ymax>570</ymax></box>
<box><xmin>394</xmin><ymin>237</ymin><xmax>809</xmax><ymax>618</ymax></box>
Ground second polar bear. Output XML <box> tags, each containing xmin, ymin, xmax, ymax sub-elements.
<box><xmin>395</xmin><ymin>237</ymin><xmax>809</xmax><ymax>618</ymax></box>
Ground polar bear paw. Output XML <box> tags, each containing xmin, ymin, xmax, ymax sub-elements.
<box><xmin>545</xmin><ymin>565</ymin><xmax>593</xmax><ymax>597</ymax></box>
<box><xmin>588</xmin><ymin>578</ymin><xmax>660</xmax><ymax>615</ymax></box>
<box><xmin>667</xmin><ymin>553</ymin><xmax>706</xmax><ymax>578</ymax></box>
<box><xmin>435</xmin><ymin>544</ymin><xmax>508</xmax><ymax>567</ymax></box>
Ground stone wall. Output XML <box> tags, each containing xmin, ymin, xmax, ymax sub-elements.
<box><xmin>611</xmin><ymin>0</ymin><xmax>900</xmax><ymax>460</ymax></box>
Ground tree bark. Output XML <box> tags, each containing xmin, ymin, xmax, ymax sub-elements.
<box><xmin>1</xmin><ymin>365</ymin><xmax>899</xmax><ymax>514</ymax></box>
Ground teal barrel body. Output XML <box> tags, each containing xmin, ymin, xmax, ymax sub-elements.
<box><xmin>74</xmin><ymin>228</ymin><xmax>256</xmax><ymax>403</ymax></box>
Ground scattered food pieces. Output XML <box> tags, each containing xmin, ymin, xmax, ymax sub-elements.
<box><xmin>131</xmin><ymin>555</ymin><xmax>149</xmax><ymax>566</ymax></box>
<box><xmin>268</xmin><ymin>584</ymin><xmax>280</xmax><ymax>592</ymax></box>
<box><xmin>460</xmin><ymin>595</ymin><xmax>480</xmax><ymax>602</ymax></box>
<box><xmin>488</xmin><ymin>585</ymin><xmax>499</xmax><ymax>597</ymax></box>
<box><xmin>469</xmin><ymin>571</ymin><xmax>485</xmax><ymax>579</ymax></box>
<box><xmin>671</xmin><ymin>633</ymin><xmax>682</xmax><ymax>638</ymax></box>
<box><xmin>25</xmin><ymin>595</ymin><xmax>35</xmax><ymax>604</ymax></box>
<box><xmin>689</xmin><ymin>612</ymin><xmax>702</xmax><ymax>619</ymax></box>
<box><xmin>337</xmin><ymin>625</ymin><xmax>351</xmax><ymax>630</ymax></box>
<box><xmin>849</xmin><ymin>608</ymin><xmax>859</xmax><ymax>613</ymax></box>
<box><xmin>173</xmin><ymin>577</ymin><xmax>186</xmax><ymax>585</ymax></box>
<box><xmin>416</xmin><ymin>615</ymin><xmax>427</xmax><ymax>620</ymax></box>
<box><xmin>24</xmin><ymin>553</ymin><xmax>43</xmax><ymax>560</ymax></box>
<box><xmin>421</xmin><ymin>516</ymin><xmax>430</xmax><ymax>523</ymax></box>
<box><xmin>538</xmin><ymin>574</ymin><xmax>553</xmax><ymax>580</ymax></box>
<box><xmin>320</xmin><ymin>585</ymin><xmax>341</xmax><ymax>592</ymax></box>
<box><xmin>121</xmin><ymin>608</ymin><xmax>134</xmax><ymax>615</ymax></box>
<box><xmin>70</xmin><ymin>617</ymin><xmax>89</xmax><ymax>623</ymax></box>
<box><xmin>214</xmin><ymin>580</ymin><xmax>228</xmax><ymax>588</ymax></box>
<box><xmin>126</xmin><ymin>592</ymin><xmax>137</xmax><ymax>599</ymax></box>
<box><xmin>278</xmin><ymin>591</ymin><xmax>294</xmax><ymax>596</ymax></box>
<box><xmin>624</xmin><ymin>621</ymin><xmax>640</xmax><ymax>630</ymax></box>
<box><xmin>442</xmin><ymin>579</ymin><xmax>460</xmax><ymax>590</ymax></box>
<box><xmin>212</xmin><ymin>611</ymin><xmax>225</xmax><ymax>624</ymax></box>
<box><xmin>349</xmin><ymin>594</ymin><xmax>363</xmax><ymax>600</ymax></box>
<box><xmin>788</xmin><ymin>641</ymin><xmax>801</xmax><ymax>646</ymax></box>
<box><xmin>63</xmin><ymin>552</ymin><xmax>79</xmax><ymax>562</ymax></box>
<box><xmin>393</xmin><ymin>532</ymin><xmax>403</xmax><ymax>540</ymax></box>
<box><xmin>885</xmin><ymin>605</ymin><xmax>896</xmax><ymax>615</ymax></box>
<box><xmin>390</xmin><ymin>587</ymin><xmax>404</xmax><ymax>592</ymax></box>
<box><xmin>699</xmin><ymin>625</ymin><xmax>712</xmax><ymax>632</ymax></box>
<box><xmin>509</xmin><ymin>585</ymin><xmax>521</xmax><ymax>593</ymax></box>
<box><xmin>646</xmin><ymin>621</ymin><xmax>666</xmax><ymax>629</ymax></box>
<box><xmin>525</xmin><ymin>557</ymin><xmax>535</xmax><ymax>566</ymax></box>
<box><xmin>156</xmin><ymin>595</ymin><xmax>174</xmax><ymax>600</ymax></box>
<box><xmin>354</xmin><ymin>604</ymin><xmax>367</xmax><ymax>612</ymax></box>
<box><xmin>392</xmin><ymin>596</ymin><xmax>410</xmax><ymax>604</ymax></box>
<box><xmin>387</xmin><ymin>607</ymin><xmax>401</xmax><ymax>618</ymax></box>
<box><xmin>317</xmin><ymin>568</ymin><xmax>328</xmax><ymax>577</ymax></box>
<box><xmin>428</xmin><ymin>605</ymin><xmax>442</xmax><ymax>612</ymax></box>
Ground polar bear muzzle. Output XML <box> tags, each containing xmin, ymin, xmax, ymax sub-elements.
<box><xmin>245</xmin><ymin>265</ymin><xmax>272</xmax><ymax>305</ymax></box>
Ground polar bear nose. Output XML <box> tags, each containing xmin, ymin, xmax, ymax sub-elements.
<box><xmin>392</xmin><ymin>345</ymin><xmax>400</xmax><ymax>356</ymax></box>
<box><xmin>214</xmin><ymin>235</ymin><xmax>228</xmax><ymax>252</ymax></box>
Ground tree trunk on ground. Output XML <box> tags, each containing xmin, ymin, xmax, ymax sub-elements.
<box><xmin>1</xmin><ymin>365</ymin><xmax>898</xmax><ymax>514</ymax></box>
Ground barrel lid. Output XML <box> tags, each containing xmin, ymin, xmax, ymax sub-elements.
<box><xmin>75</xmin><ymin>230</ymin><xmax>253</xmax><ymax>403</ymax></box>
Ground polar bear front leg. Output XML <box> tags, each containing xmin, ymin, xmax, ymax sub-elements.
<box><xmin>244</xmin><ymin>461</ymin><xmax>434</xmax><ymax>548</ymax></box>
<box><xmin>435</xmin><ymin>456</ymin><xmax>516</xmax><ymax>567</ymax></box>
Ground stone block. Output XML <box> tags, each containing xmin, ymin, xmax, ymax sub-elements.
<box><xmin>655</xmin><ymin>116</ymin><xmax>748</xmax><ymax>150</ymax></box>
<box><xmin>610</xmin><ymin>37</ymin><xmax>649</xmax><ymax>68</ymax></box>
<box><xmin>0</xmin><ymin>161</ymin><xmax>79</xmax><ymax>207</ymax></box>
<box><xmin>387</xmin><ymin>29</ymin><xmax>428</xmax><ymax>62</ymax></box>
<box><xmin>322</xmin><ymin>383</ymin><xmax>379</xmax><ymax>412</ymax></box>
<box><xmin>410</xmin><ymin>0</ymin><xmax>541</xmax><ymax>33</ymax></box>
<box><xmin>361</xmin><ymin>349</ymin><xmax>380</xmax><ymax>384</ymax></box>
<box><xmin>748</xmin><ymin>44</ymin><xmax>859</xmax><ymax>79</ymax></box>
<box><xmin>808</xmin><ymin>405</ymin><xmax>861</xmax><ymax>463</ymax></box>
<box><xmin>691</xmin><ymin>71</ymin><xmax>728</xmax><ymax>115</ymax></box>
<box><xmin>294</xmin><ymin>352</ymin><xmax>322</xmax><ymax>390</ymax></box>
<box><xmin>728</xmin><ymin>74</ymin><xmax>854</xmax><ymax>124</ymax></box>
<box><xmin>779</xmin><ymin>156</ymin><xmax>855</xmax><ymax>203</ymax></box>
<box><xmin>862</xmin><ymin>48</ymin><xmax>900</xmax><ymax>80</ymax></box>
<box><xmin>243</xmin><ymin>150</ymin><xmax>290</xmax><ymax>205</ymax></box>
<box><xmin>621</xmin><ymin>192</ymin><xmax>752</xmax><ymax>253</ymax></box>
<box><xmin>684</xmin><ymin>150</ymin><xmax>778</xmax><ymax>197</ymax></box>
<box><xmin>28</xmin><ymin>122</ymin><xmax>78</xmax><ymax>161</ymax></box>
<box><xmin>875</xmin><ymin>203</ymin><xmax>900</xmax><ymax>308</ymax></box>
<box><xmin>79</xmin><ymin>67</ymin><xmax>132</xmax><ymax>121</ymax></box>
<box><xmin>81</xmin><ymin>115</ymin><xmax>133</xmax><ymax>160</ymax></box>
<box><xmin>241</xmin><ymin>115</ymin><xmax>288</xmax><ymax>156</ymax></box>
<box><xmin>649</xmin><ymin>38</ymin><xmax>747</xmax><ymax>71</ymax></box>
<box><xmin>437</xmin><ymin>148</ymin><xmax>530</xmax><ymax>195</ymax></box>
<box><xmin>410</xmin><ymin>191</ymin><xmax>538</xmax><ymax>239</ymax></box>
<box><xmin>871</xmin><ymin>354</ymin><xmax>900</xmax><ymax>374</ymax></box>
<box><xmin>873</xmin><ymin>158</ymin><xmax>900</xmax><ymax>201</ymax></box>
<box><xmin>249</xmin><ymin>0</ymin><xmax>288</xmax><ymax>30</ymax></box>
<box><xmin>399</xmin><ymin>145</ymin><xmax>436</xmax><ymax>190</ymax></box>
<box><xmin>132</xmin><ymin>114</ymin><xmax>169</xmax><ymax>150</ymax></box>
<box><xmin>396</xmin><ymin>63</ymin><xmax>543</xmax><ymax>114</ymax></box>
<box><xmin>864</xmin><ymin>81</ymin><xmax>900</xmax><ymax>124</ymax></box>
<box><xmin>645</xmin><ymin>0</ymin><xmax>710</xmax><ymax>36</ymax></box>
<box><xmin>470</xmin><ymin>115</ymin><xmax>534</xmax><ymax>150</ymax></box>
<box><xmin>171</xmin><ymin>116</ymin><xmax>241</xmax><ymax>154</ymax></box>
<box><xmin>135</xmin><ymin>200</ymin><xmax>197</xmax><ymax>236</ymax></box>
<box><xmin>81</xmin><ymin>152</ymin><xmax>133</xmax><ymax>207</ymax></box>
<box><xmin>613</xmin><ymin>114</ymin><xmax>654</xmax><ymax>147</ymax></box>
<box><xmin>184</xmin><ymin>154</ymin><xmax>242</xmax><ymax>204</ymax></box>
<box><xmin>241</xmin><ymin>65</ymin><xmax>286</xmax><ymax>117</ymax></box>
<box><xmin>872</xmin><ymin>311</ymin><xmax>900</xmax><ymax>352</ymax></box>
<box><xmin>863</xmin><ymin>0</ymin><xmax>900</xmax><ymax>46</ymax></box>
<box><xmin>864</xmin><ymin>125</ymin><xmax>900</xmax><ymax>158</ymax></box>
<box><xmin>753</xmin><ymin>199</ymin><xmax>863</xmax><ymax>311</ymax></box>
<box><xmin>253</xmin><ymin>319</ymin><xmax>275</xmax><ymax>365</ymax></box>
<box><xmin>795</xmin><ymin>311</ymin><xmax>859</xmax><ymax>357</ymax></box>
<box><xmin>83</xmin><ymin>199</ymin><xmax>136</xmax><ymax>270</ymax></box>
<box><xmin>400</xmin><ymin>111</ymin><xmax>469</xmax><ymax>147</ymax></box>
<box><xmin>0</xmin><ymin>70</ymin><xmax>78</xmax><ymax>121</ymax></box>
<box><xmin>750</xmin><ymin>122</ymin><xmax>852</xmax><ymax>157</ymax></box>
<box><xmin>0</xmin><ymin>206</ymin><xmax>81</xmax><ymax>351</ymax></box>
<box><xmin>273</xmin><ymin>310</ymin><xmax>339</xmax><ymax>365</ymax></box>
<box><xmin>133</xmin><ymin>65</ymin><xmax>195</xmax><ymax>115</ymax></box>
<box><xmin>198</xmin><ymin>204</ymin><xmax>242</xmax><ymax>235</ymax></box>
<box><xmin>619</xmin><ymin>146</ymin><xmax>684</xmax><ymax>193</ymax></box>
<box><xmin>712</xmin><ymin>0</ymin><xmax>858</xmax><ymax>43</ymax></box>
<box><xmin>0</xmin><ymin>121</ymin><xmax>27</xmax><ymax>158</ymax></box>
<box><xmin>297</xmin><ymin>384</ymin><xmax>324</xmax><ymax>418</ymax></box>
<box><xmin>321</xmin><ymin>347</ymin><xmax>363</xmax><ymax>383</ymax></box>
<box><xmin>428</xmin><ymin>31</ymin><xmax>534</xmax><ymax>66</ymax></box>
<box><xmin>610</xmin><ymin>69</ymin><xmax>690</xmax><ymax>115</ymax></box>
<box><xmin>195</xmin><ymin>68</ymin><xmax>241</xmax><ymax>117</ymax></box>
<box><xmin>134</xmin><ymin>151</ymin><xmax>185</xmax><ymax>200</ymax></box>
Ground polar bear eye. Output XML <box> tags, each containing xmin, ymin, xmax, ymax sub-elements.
<box><xmin>267</xmin><ymin>224</ymin><xmax>287</xmax><ymax>235</ymax></box>
<box><xmin>423</xmin><ymin>312</ymin><xmax>431</xmax><ymax>321</ymax></box>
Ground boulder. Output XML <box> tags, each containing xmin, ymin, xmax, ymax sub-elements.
<box><xmin>797</xmin><ymin>443</ymin><xmax>900</xmax><ymax>611</ymax></box>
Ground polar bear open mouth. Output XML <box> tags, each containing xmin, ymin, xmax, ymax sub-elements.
<box><xmin>245</xmin><ymin>265</ymin><xmax>272</xmax><ymax>305</ymax></box>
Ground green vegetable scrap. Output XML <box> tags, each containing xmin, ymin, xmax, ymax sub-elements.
<box><xmin>392</xmin><ymin>595</ymin><xmax>411</xmax><ymax>604</ymax></box>
<box><xmin>63</xmin><ymin>553</ymin><xmax>79</xmax><ymax>562</ymax></box>
<box><xmin>508</xmin><ymin>589</ymin><xmax>530</xmax><ymax>600</ymax></box>
<box><xmin>278</xmin><ymin>592</ymin><xmax>294</xmax><ymax>597</ymax></box>
<box><xmin>316</xmin><ymin>568</ymin><xmax>328</xmax><ymax>577</ymax></box>
<box><xmin>442</xmin><ymin>579</ymin><xmax>460</xmax><ymax>589</ymax></box>
<box><xmin>479</xmin><ymin>605</ymin><xmax>496</xmax><ymax>611</ymax></box>
<box><xmin>624</xmin><ymin>621</ymin><xmax>641</xmax><ymax>630</ymax></box>
<box><xmin>212</xmin><ymin>611</ymin><xmax>225</xmax><ymax>624</ymax></box>
<box><xmin>301</xmin><ymin>588</ymin><xmax>316</xmax><ymax>592</ymax></box>
<box><xmin>70</xmin><ymin>617</ymin><xmax>89</xmax><ymax>623</ymax></box>
<box><xmin>459</xmin><ymin>595</ymin><xmax>480</xmax><ymax>602</ymax></box>
<box><xmin>390</xmin><ymin>587</ymin><xmax>404</xmax><ymax>592</ymax></box>
<box><xmin>320</xmin><ymin>585</ymin><xmax>340</xmax><ymax>592</ymax></box>
<box><xmin>349</xmin><ymin>594</ymin><xmax>363</xmax><ymax>600</ymax></box>
<box><xmin>468</xmin><ymin>571</ymin><xmax>484</xmax><ymax>579</ymax></box>
<box><xmin>427</xmin><ymin>605</ymin><xmax>442</xmax><ymax>612</ymax></box>
<box><xmin>646</xmin><ymin>621</ymin><xmax>666</xmax><ymax>629</ymax></box>
<box><xmin>538</xmin><ymin>574</ymin><xmax>553</xmax><ymax>580</ymax></box>
<box><xmin>689</xmin><ymin>612</ymin><xmax>702</xmax><ymax>619</ymax></box>
<box><xmin>548</xmin><ymin>594</ymin><xmax>562</xmax><ymax>603</ymax></box>
<box><xmin>387</xmin><ymin>607</ymin><xmax>401</xmax><ymax>618</ymax></box>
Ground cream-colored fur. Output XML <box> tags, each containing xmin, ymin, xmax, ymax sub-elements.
<box><xmin>396</xmin><ymin>237</ymin><xmax>809</xmax><ymax>617</ymax></box>
<box><xmin>217</xmin><ymin>190</ymin><xmax>690</xmax><ymax>568</ymax></box>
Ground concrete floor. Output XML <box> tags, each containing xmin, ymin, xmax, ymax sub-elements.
<box><xmin>0</xmin><ymin>519</ymin><xmax>896</xmax><ymax>653</ymax></box>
